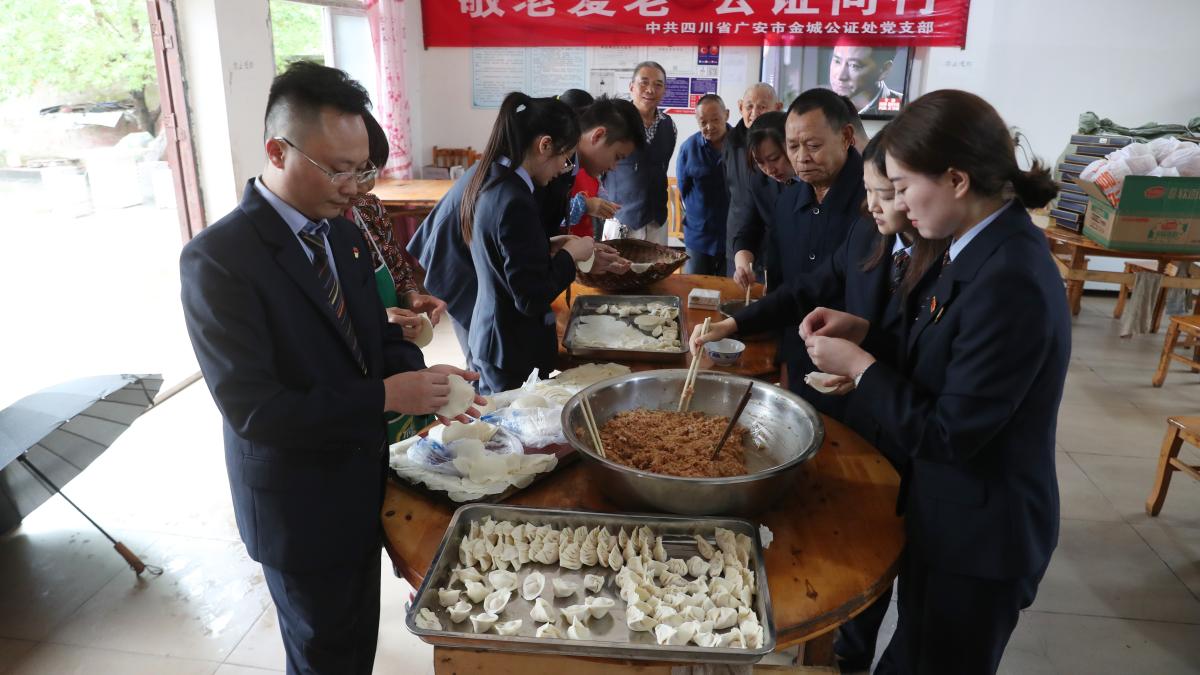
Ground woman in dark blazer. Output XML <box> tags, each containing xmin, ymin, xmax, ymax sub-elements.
<box><xmin>461</xmin><ymin>93</ymin><xmax>595</xmax><ymax>394</ymax></box>
<box><xmin>802</xmin><ymin>90</ymin><xmax>1070</xmax><ymax>675</ymax></box>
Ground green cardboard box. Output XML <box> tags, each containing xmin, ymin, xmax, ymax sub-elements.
<box><xmin>1076</xmin><ymin>175</ymin><xmax>1200</xmax><ymax>253</ymax></box>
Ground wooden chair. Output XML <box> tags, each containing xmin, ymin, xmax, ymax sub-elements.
<box><xmin>1113</xmin><ymin>261</ymin><xmax>1200</xmax><ymax>333</ymax></box>
<box><xmin>1152</xmin><ymin>315</ymin><xmax>1200</xmax><ymax>387</ymax></box>
<box><xmin>431</xmin><ymin>146</ymin><xmax>478</xmax><ymax>169</ymax></box>
<box><xmin>1146</xmin><ymin>416</ymin><xmax>1200</xmax><ymax>515</ymax></box>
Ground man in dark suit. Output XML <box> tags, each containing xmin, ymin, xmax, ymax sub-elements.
<box><xmin>772</xmin><ymin>89</ymin><xmax>865</xmax><ymax>415</ymax></box>
<box><xmin>180</xmin><ymin>62</ymin><xmax>480</xmax><ymax>675</ymax></box>
<box><xmin>725</xmin><ymin>83</ymin><xmax>782</xmax><ymax>278</ymax></box>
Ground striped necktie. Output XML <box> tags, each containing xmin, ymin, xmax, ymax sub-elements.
<box><xmin>890</xmin><ymin>248</ymin><xmax>910</xmax><ymax>294</ymax></box>
<box><xmin>299</xmin><ymin>223</ymin><xmax>367</xmax><ymax>374</ymax></box>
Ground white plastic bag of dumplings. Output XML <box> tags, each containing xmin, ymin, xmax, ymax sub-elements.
<box><xmin>477</xmin><ymin>369</ymin><xmax>568</xmax><ymax>448</ymax></box>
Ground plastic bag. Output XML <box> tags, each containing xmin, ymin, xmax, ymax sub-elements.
<box><xmin>1079</xmin><ymin>159</ymin><xmax>1107</xmax><ymax>182</ymax></box>
<box><xmin>1149</xmin><ymin>137</ymin><xmax>1183</xmax><ymax>162</ymax></box>
<box><xmin>1148</xmin><ymin>166</ymin><xmax>1181</xmax><ymax>178</ymax></box>
<box><xmin>1126</xmin><ymin>153</ymin><xmax>1158</xmax><ymax>175</ymax></box>
<box><xmin>482</xmin><ymin>406</ymin><xmax>566</xmax><ymax>448</ymax></box>
<box><xmin>1161</xmin><ymin>145</ymin><xmax>1200</xmax><ymax>176</ymax></box>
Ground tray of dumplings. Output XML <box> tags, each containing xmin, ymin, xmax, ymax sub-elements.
<box><xmin>562</xmin><ymin>295</ymin><xmax>688</xmax><ymax>362</ymax></box>
<box><xmin>405</xmin><ymin>504</ymin><xmax>775</xmax><ymax>664</ymax></box>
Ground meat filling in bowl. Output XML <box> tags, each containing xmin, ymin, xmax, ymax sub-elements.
<box><xmin>585</xmin><ymin>409</ymin><xmax>750</xmax><ymax>478</ymax></box>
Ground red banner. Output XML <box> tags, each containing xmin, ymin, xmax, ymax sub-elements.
<box><xmin>422</xmin><ymin>0</ymin><xmax>971</xmax><ymax>48</ymax></box>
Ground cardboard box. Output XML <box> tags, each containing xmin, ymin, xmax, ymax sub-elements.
<box><xmin>1077</xmin><ymin>175</ymin><xmax>1200</xmax><ymax>252</ymax></box>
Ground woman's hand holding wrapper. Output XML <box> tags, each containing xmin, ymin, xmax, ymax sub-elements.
<box><xmin>801</xmin><ymin>307</ymin><xmax>877</xmax><ymax>381</ymax></box>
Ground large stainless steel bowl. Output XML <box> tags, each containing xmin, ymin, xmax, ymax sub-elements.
<box><xmin>561</xmin><ymin>369</ymin><xmax>824</xmax><ymax>516</ymax></box>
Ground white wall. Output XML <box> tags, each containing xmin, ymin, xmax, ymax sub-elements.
<box><xmin>913</xmin><ymin>0</ymin><xmax>1200</xmax><ymax>169</ymax></box>
<box><xmin>177</xmin><ymin>0</ymin><xmax>275</xmax><ymax>223</ymax></box>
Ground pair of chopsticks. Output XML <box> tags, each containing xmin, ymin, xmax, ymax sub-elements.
<box><xmin>678</xmin><ymin>317</ymin><xmax>711</xmax><ymax>412</ymax></box>
<box><xmin>711</xmin><ymin>381</ymin><xmax>754</xmax><ymax>460</ymax></box>
<box><xmin>580</xmin><ymin>396</ymin><xmax>606</xmax><ymax>458</ymax></box>
<box><xmin>745</xmin><ymin>284</ymin><xmax>752</xmax><ymax>306</ymax></box>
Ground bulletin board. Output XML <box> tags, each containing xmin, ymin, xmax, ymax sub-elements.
<box><xmin>471</xmin><ymin>45</ymin><xmax>725</xmax><ymax>113</ymax></box>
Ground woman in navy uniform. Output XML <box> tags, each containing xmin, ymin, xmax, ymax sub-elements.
<box><xmin>802</xmin><ymin>89</ymin><xmax>1070</xmax><ymax>674</ymax></box>
<box><xmin>460</xmin><ymin>93</ymin><xmax>596</xmax><ymax>394</ymax></box>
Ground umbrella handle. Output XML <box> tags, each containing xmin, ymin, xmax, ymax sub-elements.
<box><xmin>114</xmin><ymin>542</ymin><xmax>162</xmax><ymax>576</ymax></box>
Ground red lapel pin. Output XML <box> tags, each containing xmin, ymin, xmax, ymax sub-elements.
<box><xmin>929</xmin><ymin>296</ymin><xmax>938</xmax><ymax>314</ymax></box>
<box><xmin>352</xmin><ymin>246</ymin><xmax>360</xmax><ymax>259</ymax></box>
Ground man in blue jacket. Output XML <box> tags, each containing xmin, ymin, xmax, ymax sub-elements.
<box><xmin>677</xmin><ymin>94</ymin><xmax>732</xmax><ymax>275</ymax></box>
<box><xmin>180</xmin><ymin>63</ymin><xmax>480</xmax><ymax>675</ymax></box>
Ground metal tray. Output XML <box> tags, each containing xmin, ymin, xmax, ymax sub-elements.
<box><xmin>405</xmin><ymin>504</ymin><xmax>776</xmax><ymax>664</ymax></box>
<box><xmin>562</xmin><ymin>294</ymin><xmax>688</xmax><ymax>363</ymax></box>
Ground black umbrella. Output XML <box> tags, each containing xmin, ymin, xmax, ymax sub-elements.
<box><xmin>0</xmin><ymin>374</ymin><xmax>165</xmax><ymax>575</ymax></box>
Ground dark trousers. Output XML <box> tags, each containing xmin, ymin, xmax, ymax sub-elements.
<box><xmin>262</xmin><ymin>550</ymin><xmax>382</xmax><ymax>675</ymax></box>
<box><xmin>875</xmin><ymin>551</ymin><xmax>1040</xmax><ymax>675</ymax></box>
<box><xmin>472</xmin><ymin>357</ymin><xmax>551</xmax><ymax>396</ymax></box>
<box><xmin>834</xmin><ymin>582</ymin><xmax>893</xmax><ymax>670</ymax></box>
<box><xmin>684</xmin><ymin>248</ymin><xmax>727</xmax><ymax>276</ymax></box>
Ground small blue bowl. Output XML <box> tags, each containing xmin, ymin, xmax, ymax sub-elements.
<box><xmin>704</xmin><ymin>338</ymin><xmax>746</xmax><ymax>366</ymax></box>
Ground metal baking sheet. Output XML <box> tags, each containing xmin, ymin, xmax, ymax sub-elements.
<box><xmin>405</xmin><ymin>504</ymin><xmax>776</xmax><ymax>664</ymax></box>
<box><xmin>562</xmin><ymin>294</ymin><xmax>688</xmax><ymax>363</ymax></box>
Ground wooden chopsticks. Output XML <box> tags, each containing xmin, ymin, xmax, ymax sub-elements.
<box><xmin>679</xmin><ymin>317</ymin><xmax>710</xmax><ymax>412</ymax></box>
<box><xmin>580</xmin><ymin>395</ymin><xmax>606</xmax><ymax>459</ymax></box>
<box><xmin>711</xmin><ymin>381</ymin><xmax>754</xmax><ymax>460</ymax></box>
<box><xmin>744</xmin><ymin>283</ymin><xmax>751</xmax><ymax>307</ymax></box>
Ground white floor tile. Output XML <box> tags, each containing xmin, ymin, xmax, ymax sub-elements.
<box><xmin>0</xmin><ymin>521</ymin><xmax>157</xmax><ymax>641</ymax></box>
<box><xmin>1021</xmin><ymin>611</ymin><xmax>1200</xmax><ymax>675</ymax></box>
<box><xmin>1056</xmin><ymin>401</ymin><xmax>1168</xmax><ymax>459</ymax></box>
<box><xmin>224</xmin><ymin>608</ymin><xmax>283</xmax><ymax>671</ymax></box>
<box><xmin>1056</xmin><ymin>452</ymin><xmax>1123</xmax><ymax>523</ymax></box>
<box><xmin>1071</xmin><ymin>452</ymin><xmax>1200</xmax><ymax>530</ymax></box>
<box><xmin>1032</xmin><ymin>520</ymin><xmax>1200</xmax><ymax>623</ymax></box>
<box><xmin>1132</xmin><ymin>520</ymin><xmax>1200</xmax><ymax>600</ymax></box>
<box><xmin>213</xmin><ymin>664</ymin><xmax>282</xmax><ymax>675</ymax></box>
<box><xmin>3</xmin><ymin>643</ymin><xmax>218</xmax><ymax>675</ymax></box>
<box><xmin>46</xmin><ymin>535</ymin><xmax>271</xmax><ymax>661</ymax></box>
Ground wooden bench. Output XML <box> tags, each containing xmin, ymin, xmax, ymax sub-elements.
<box><xmin>1152</xmin><ymin>315</ymin><xmax>1200</xmax><ymax>387</ymax></box>
<box><xmin>1146</xmin><ymin>416</ymin><xmax>1200</xmax><ymax>516</ymax></box>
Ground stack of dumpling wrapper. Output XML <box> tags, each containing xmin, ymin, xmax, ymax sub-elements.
<box><xmin>389</xmin><ymin>363</ymin><xmax>631</xmax><ymax>502</ymax></box>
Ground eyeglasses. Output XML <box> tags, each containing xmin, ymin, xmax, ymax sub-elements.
<box><xmin>562</xmin><ymin>154</ymin><xmax>576</xmax><ymax>172</ymax></box>
<box><xmin>273</xmin><ymin>137</ymin><xmax>378</xmax><ymax>185</ymax></box>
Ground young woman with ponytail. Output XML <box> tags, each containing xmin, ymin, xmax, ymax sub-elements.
<box><xmin>462</xmin><ymin>92</ymin><xmax>594</xmax><ymax>394</ymax></box>
<box><xmin>800</xmin><ymin>90</ymin><xmax>1070</xmax><ymax>674</ymax></box>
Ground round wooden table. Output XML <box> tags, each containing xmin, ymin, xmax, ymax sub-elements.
<box><xmin>380</xmin><ymin>414</ymin><xmax>903</xmax><ymax>670</ymax></box>
<box><xmin>551</xmin><ymin>274</ymin><xmax>780</xmax><ymax>380</ymax></box>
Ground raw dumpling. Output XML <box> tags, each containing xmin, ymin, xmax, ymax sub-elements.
<box><xmin>606</xmin><ymin>546</ymin><xmax>623</xmax><ymax>570</ymax></box>
<box><xmin>576</xmin><ymin>251</ymin><xmax>596</xmax><ymax>273</ymax></box>
<box><xmin>437</xmin><ymin>588</ymin><xmax>461</xmax><ymax>607</ymax></box>
<box><xmin>583</xmin><ymin>573</ymin><xmax>605</xmax><ymax>594</ymax></box>
<box><xmin>536</xmin><ymin>623</ymin><xmax>563</xmax><ymax>639</ymax></box>
<box><xmin>674</xmin><ymin>621</ymin><xmax>700</xmax><ymax>646</ymax></box>
<box><xmin>596</xmin><ymin>534</ymin><xmax>611</xmax><ymax>568</ymax></box>
<box><xmin>464</xmin><ymin>580</ymin><xmax>489</xmax><ymax>603</ymax></box>
<box><xmin>435</xmin><ymin>374</ymin><xmax>476</xmax><ymax>419</ymax></box>
<box><xmin>411</xmin><ymin>313</ymin><xmax>434</xmax><ymax>348</ymax></box>
<box><xmin>470</xmin><ymin>611</ymin><xmax>499</xmax><ymax>633</ymax></box>
<box><xmin>483</xmin><ymin>588</ymin><xmax>512</xmax><ymax>614</ymax></box>
<box><xmin>495</xmin><ymin>619</ymin><xmax>522</xmax><ymax>636</ymax></box>
<box><xmin>560</xmin><ymin>541</ymin><xmax>583</xmax><ymax>570</ymax></box>
<box><xmin>441</xmin><ymin>420</ymin><xmax>498</xmax><ymax>444</ymax></box>
<box><xmin>511</xmin><ymin>394</ymin><xmax>549</xmax><ymax>410</ymax></box>
<box><xmin>487</xmin><ymin>570</ymin><xmax>518</xmax><ymax>592</ymax></box>
<box><xmin>708</xmin><ymin>607</ymin><xmax>738</xmax><ymax>630</ymax></box>
<box><xmin>654</xmin><ymin>622</ymin><xmax>677</xmax><ymax>646</ymax></box>
<box><xmin>447</xmin><ymin>600</ymin><xmax>472</xmax><ymax>623</ymax></box>
<box><xmin>715</xmin><ymin>528</ymin><xmax>738</xmax><ymax>557</ymax></box>
<box><xmin>414</xmin><ymin>608</ymin><xmax>442</xmax><ymax>631</ymax></box>
<box><xmin>579</xmin><ymin>535</ymin><xmax>599</xmax><ymax>566</ymax></box>
<box><xmin>693</xmin><ymin>630</ymin><xmax>720</xmax><ymax>648</ymax></box>
<box><xmin>653</xmin><ymin>537</ymin><xmax>668</xmax><ymax>563</ymax></box>
<box><xmin>552</xmin><ymin>577</ymin><xmax>579</xmax><ymax>598</ymax></box>
<box><xmin>745</xmin><ymin>624</ymin><xmax>765</xmax><ymax>649</ymax></box>
<box><xmin>562</xmin><ymin>604</ymin><xmax>591</xmax><ymax>624</ymax></box>
<box><xmin>567</xmin><ymin>617</ymin><xmax>591</xmax><ymax>640</ymax></box>
<box><xmin>450</xmin><ymin>565</ymin><xmax>484</xmax><ymax>585</ymax></box>
<box><xmin>530</xmin><ymin>597</ymin><xmax>557</xmax><ymax>623</ymax></box>
<box><xmin>626</xmin><ymin>604</ymin><xmax>658</xmax><ymax>632</ymax></box>
<box><xmin>718</xmin><ymin>627</ymin><xmax>746</xmax><ymax>649</ymax></box>
<box><xmin>667</xmin><ymin>558</ymin><xmax>688</xmax><ymax>577</ymax></box>
<box><xmin>687</xmin><ymin>556</ymin><xmax>709</xmax><ymax>579</ymax></box>
<box><xmin>585</xmin><ymin>596</ymin><xmax>615</xmax><ymax>619</ymax></box>
<box><xmin>521</xmin><ymin>570</ymin><xmax>545</xmax><ymax>601</ymax></box>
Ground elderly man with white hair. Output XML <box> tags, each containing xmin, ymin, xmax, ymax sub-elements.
<box><xmin>724</xmin><ymin>83</ymin><xmax>783</xmax><ymax>278</ymax></box>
